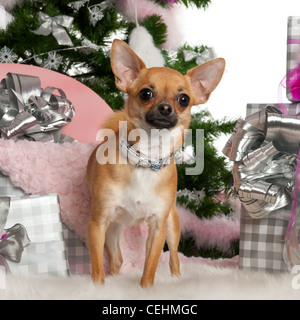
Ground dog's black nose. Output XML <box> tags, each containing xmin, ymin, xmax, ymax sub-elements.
<box><xmin>158</xmin><ymin>104</ymin><xmax>173</xmax><ymax>116</ymax></box>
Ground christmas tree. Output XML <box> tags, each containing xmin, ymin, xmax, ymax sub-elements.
<box><xmin>0</xmin><ymin>0</ymin><xmax>237</xmax><ymax>259</ymax></box>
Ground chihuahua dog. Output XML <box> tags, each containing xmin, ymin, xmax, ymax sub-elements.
<box><xmin>87</xmin><ymin>39</ymin><xmax>225</xmax><ymax>287</ymax></box>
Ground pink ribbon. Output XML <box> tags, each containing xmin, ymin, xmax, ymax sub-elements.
<box><xmin>288</xmin><ymin>39</ymin><xmax>300</xmax><ymax>45</ymax></box>
<box><xmin>287</xmin><ymin>65</ymin><xmax>300</xmax><ymax>101</ymax></box>
<box><xmin>287</xmin><ymin>38</ymin><xmax>300</xmax><ymax>101</ymax></box>
<box><xmin>278</xmin><ymin>64</ymin><xmax>300</xmax><ymax>106</ymax></box>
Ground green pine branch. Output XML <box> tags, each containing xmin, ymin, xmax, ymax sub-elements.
<box><xmin>177</xmin><ymin>110</ymin><xmax>237</xmax><ymax>218</ymax></box>
<box><xmin>143</xmin><ymin>14</ymin><xmax>167</xmax><ymax>46</ymax></box>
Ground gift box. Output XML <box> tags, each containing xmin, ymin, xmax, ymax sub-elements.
<box><xmin>62</xmin><ymin>224</ymin><xmax>91</xmax><ymax>275</ymax></box>
<box><xmin>286</xmin><ymin>17</ymin><xmax>300</xmax><ymax>102</ymax></box>
<box><xmin>239</xmin><ymin>205</ymin><xmax>293</xmax><ymax>272</ymax></box>
<box><xmin>223</xmin><ymin>103</ymin><xmax>300</xmax><ymax>272</ymax></box>
<box><xmin>0</xmin><ymin>171</ymin><xmax>91</xmax><ymax>275</ymax></box>
<box><xmin>0</xmin><ymin>193</ymin><xmax>69</xmax><ymax>276</ymax></box>
<box><xmin>0</xmin><ymin>171</ymin><xmax>26</xmax><ymax>197</ymax></box>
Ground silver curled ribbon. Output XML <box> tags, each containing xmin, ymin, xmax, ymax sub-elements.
<box><xmin>223</xmin><ymin>105</ymin><xmax>300</xmax><ymax>269</ymax></box>
<box><xmin>183</xmin><ymin>47</ymin><xmax>217</xmax><ymax>65</ymax></box>
<box><xmin>223</xmin><ymin>105</ymin><xmax>300</xmax><ymax>219</ymax></box>
<box><xmin>0</xmin><ymin>197</ymin><xmax>31</xmax><ymax>273</ymax></box>
<box><xmin>32</xmin><ymin>12</ymin><xmax>74</xmax><ymax>46</ymax></box>
<box><xmin>0</xmin><ymin>72</ymin><xmax>75</xmax><ymax>143</ymax></box>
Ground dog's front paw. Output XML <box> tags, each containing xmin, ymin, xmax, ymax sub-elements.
<box><xmin>140</xmin><ymin>275</ymin><xmax>154</xmax><ymax>288</ymax></box>
<box><xmin>91</xmin><ymin>272</ymin><xmax>105</xmax><ymax>285</ymax></box>
<box><xmin>171</xmin><ymin>270</ymin><xmax>181</xmax><ymax>277</ymax></box>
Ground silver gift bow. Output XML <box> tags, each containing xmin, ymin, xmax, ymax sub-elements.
<box><xmin>32</xmin><ymin>12</ymin><xmax>74</xmax><ymax>46</ymax></box>
<box><xmin>223</xmin><ymin>105</ymin><xmax>300</xmax><ymax>219</ymax></box>
<box><xmin>0</xmin><ymin>197</ymin><xmax>31</xmax><ymax>272</ymax></box>
<box><xmin>0</xmin><ymin>73</ymin><xmax>75</xmax><ymax>143</ymax></box>
<box><xmin>183</xmin><ymin>47</ymin><xmax>217</xmax><ymax>65</ymax></box>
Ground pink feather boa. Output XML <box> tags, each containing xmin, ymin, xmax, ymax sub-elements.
<box><xmin>0</xmin><ymin>139</ymin><xmax>239</xmax><ymax>271</ymax></box>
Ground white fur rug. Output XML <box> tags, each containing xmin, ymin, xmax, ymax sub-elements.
<box><xmin>0</xmin><ymin>258</ymin><xmax>299</xmax><ymax>300</ymax></box>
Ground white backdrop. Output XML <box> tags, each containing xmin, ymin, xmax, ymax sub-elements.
<box><xmin>181</xmin><ymin>0</ymin><xmax>300</xmax><ymax>151</ymax></box>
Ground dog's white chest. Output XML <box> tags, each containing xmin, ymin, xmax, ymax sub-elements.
<box><xmin>115</xmin><ymin>168</ymin><xmax>165</xmax><ymax>226</ymax></box>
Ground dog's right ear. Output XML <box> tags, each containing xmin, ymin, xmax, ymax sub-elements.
<box><xmin>111</xmin><ymin>39</ymin><xmax>146</xmax><ymax>92</ymax></box>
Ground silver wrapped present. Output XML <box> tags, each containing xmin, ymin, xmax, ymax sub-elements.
<box><xmin>62</xmin><ymin>224</ymin><xmax>91</xmax><ymax>275</ymax></box>
<box><xmin>0</xmin><ymin>193</ymin><xmax>69</xmax><ymax>276</ymax></box>
<box><xmin>224</xmin><ymin>103</ymin><xmax>300</xmax><ymax>272</ymax></box>
<box><xmin>0</xmin><ymin>171</ymin><xmax>90</xmax><ymax>275</ymax></box>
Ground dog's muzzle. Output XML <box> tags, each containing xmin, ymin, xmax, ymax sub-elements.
<box><xmin>145</xmin><ymin>104</ymin><xmax>178</xmax><ymax>129</ymax></box>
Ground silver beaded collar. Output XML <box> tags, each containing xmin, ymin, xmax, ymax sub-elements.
<box><xmin>119</xmin><ymin>136</ymin><xmax>173</xmax><ymax>171</ymax></box>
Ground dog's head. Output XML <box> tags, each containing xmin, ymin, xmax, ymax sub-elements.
<box><xmin>111</xmin><ymin>39</ymin><xmax>225</xmax><ymax>131</ymax></box>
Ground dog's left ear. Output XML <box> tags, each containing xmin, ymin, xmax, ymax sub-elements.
<box><xmin>186</xmin><ymin>58</ymin><xmax>225</xmax><ymax>104</ymax></box>
<box><xmin>111</xmin><ymin>39</ymin><xmax>146</xmax><ymax>92</ymax></box>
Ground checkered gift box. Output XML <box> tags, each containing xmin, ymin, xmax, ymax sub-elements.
<box><xmin>239</xmin><ymin>206</ymin><xmax>291</xmax><ymax>272</ymax></box>
<box><xmin>237</xmin><ymin>103</ymin><xmax>300</xmax><ymax>272</ymax></box>
<box><xmin>0</xmin><ymin>172</ymin><xmax>91</xmax><ymax>275</ymax></box>
<box><xmin>62</xmin><ymin>224</ymin><xmax>91</xmax><ymax>274</ymax></box>
<box><xmin>4</xmin><ymin>193</ymin><xmax>69</xmax><ymax>276</ymax></box>
<box><xmin>287</xmin><ymin>16</ymin><xmax>300</xmax><ymax>102</ymax></box>
<box><xmin>0</xmin><ymin>172</ymin><xmax>26</xmax><ymax>197</ymax></box>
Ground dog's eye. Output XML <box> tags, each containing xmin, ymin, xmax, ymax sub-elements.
<box><xmin>177</xmin><ymin>94</ymin><xmax>190</xmax><ymax>107</ymax></box>
<box><xmin>139</xmin><ymin>88</ymin><xmax>153</xmax><ymax>101</ymax></box>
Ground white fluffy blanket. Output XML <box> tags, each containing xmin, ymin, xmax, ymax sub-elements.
<box><xmin>1</xmin><ymin>257</ymin><xmax>299</xmax><ymax>300</ymax></box>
